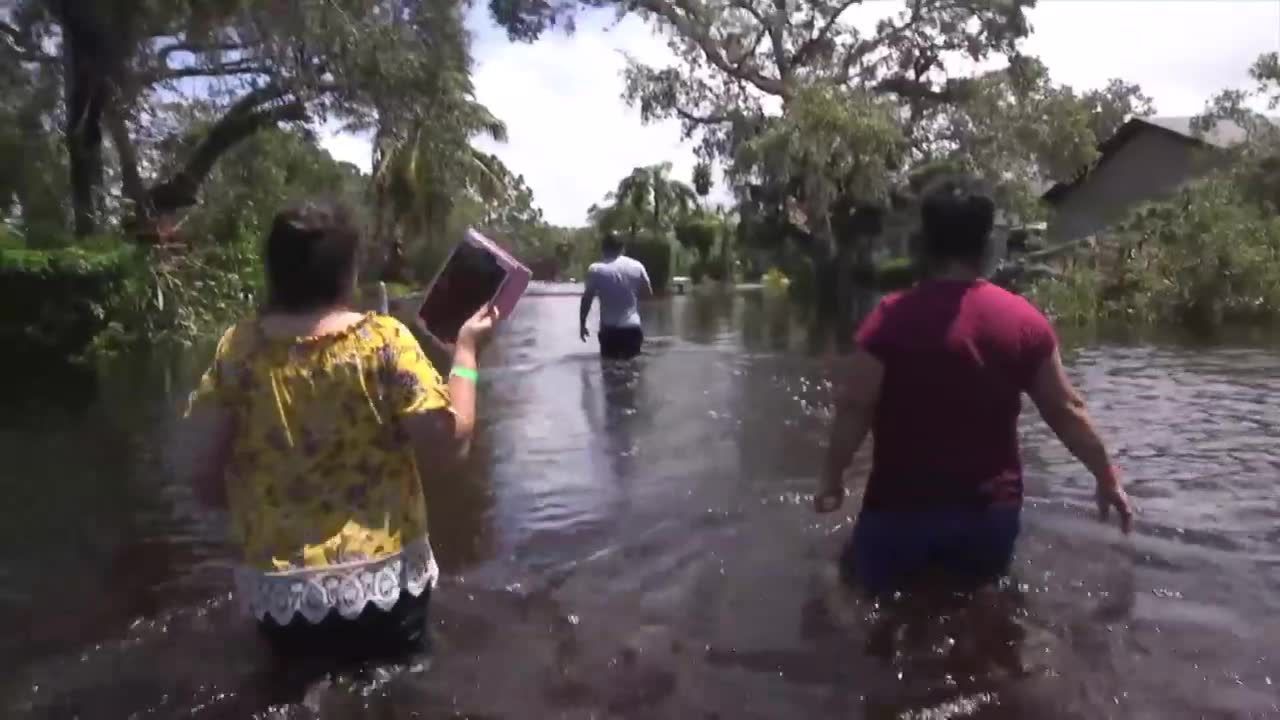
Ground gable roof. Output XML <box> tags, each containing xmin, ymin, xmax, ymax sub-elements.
<box><xmin>1041</xmin><ymin>116</ymin><xmax>1250</xmax><ymax>204</ymax></box>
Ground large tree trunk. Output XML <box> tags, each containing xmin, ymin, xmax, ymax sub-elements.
<box><xmin>61</xmin><ymin>25</ymin><xmax>108</xmax><ymax>237</ymax></box>
<box><xmin>53</xmin><ymin>0</ymin><xmax>136</xmax><ymax>238</ymax></box>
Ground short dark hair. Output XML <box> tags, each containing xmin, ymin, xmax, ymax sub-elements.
<box><xmin>601</xmin><ymin>231</ymin><xmax>624</xmax><ymax>255</ymax></box>
<box><xmin>918</xmin><ymin>175</ymin><xmax>996</xmax><ymax>267</ymax></box>
<box><xmin>264</xmin><ymin>199</ymin><xmax>361</xmax><ymax>312</ymax></box>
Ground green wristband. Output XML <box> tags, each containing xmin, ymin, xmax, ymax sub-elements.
<box><xmin>450</xmin><ymin>366</ymin><xmax>478</xmax><ymax>382</ymax></box>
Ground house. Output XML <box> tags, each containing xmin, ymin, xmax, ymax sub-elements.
<box><xmin>1041</xmin><ymin>116</ymin><xmax>1249</xmax><ymax>244</ymax></box>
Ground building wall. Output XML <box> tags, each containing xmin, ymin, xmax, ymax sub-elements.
<box><xmin>1046</xmin><ymin>130</ymin><xmax>1229</xmax><ymax>244</ymax></box>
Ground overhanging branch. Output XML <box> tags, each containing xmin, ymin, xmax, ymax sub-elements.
<box><xmin>151</xmin><ymin>61</ymin><xmax>271</xmax><ymax>82</ymax></box>
<box><xmin>793</xmin><ymin>0</ymin><xmax>861</xmax><ymax>67</ymax></box>
<box><xmin>837</xmin><ymin>0</ymin><xmax>926</xmax><ymax>83</ymax></box>
<box><xmin>147</xmin><ymin>85</ymin><xmax>307</xmax><ymax>212</ymax></box>
<box><xmin>638</xmin><ymin>0</ymin><xmax>788</xmax><ymax>98</ymax></box>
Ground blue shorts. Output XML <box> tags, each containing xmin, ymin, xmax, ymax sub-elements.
<box><xmin>841</xmin><ymin>507</ymin><xmax>1021</xmax><ymax>594</ymax></box>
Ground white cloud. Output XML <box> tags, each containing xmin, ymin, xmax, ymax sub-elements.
<box><xmin>466</xmin><ymin>9</ymin><xmax>711</xmax><ymax>227</ymax></box>
<box><xmin>322</xmin><ymin>1</ymin><xmax>1280</xmax><ymax>227</ymax></box>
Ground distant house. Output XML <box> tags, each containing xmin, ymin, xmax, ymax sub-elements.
<box><xmin>1041</xmin><ymin>116</ymin><xmax>1249</xmax><ymax>244</ymax></box>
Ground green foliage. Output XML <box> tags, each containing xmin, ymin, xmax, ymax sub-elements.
<box><xmin>1027</xmin><ymin>178</ymin><xmax>1280</xmax><ymax>330</ymax></box>
<box><xmin>2</xmin><ymin>0</ymin><xmax>570</xmax><ymax>361</ymax></box>
<box><xmin>0</xmin><ymin>244</ymin><xmax>131</xmax><ymax>361</ymax></box>
<box><xmin>588</xmin><ymin>163</ymin><xmax>698</xmax><ymax>239</ymax></box>
<box><xmin>627</xmin><ymin>232</ymin><xmax>674</xmax><ymax>294</ymax></box>
<box><xmin>1</xmin><ymin>0</ymin><xmax>537</xmax><ymax>237</ymax></box>
<box><xmin>85</xmin><ymin>128</ymin><xmax>363</xmax><ymax>355</ymax></box>
<box><xmin>613</xmin><ymin>0</ymin><xmax>1157</xmax><ymax>326</ymax></box>
<box><xmin>1031</xmin><ymin>52</ymin><xmax>1280</xmax><ymax>332</ymax></box>
<box><xmin>179</xmin><ymin>128</ymin><xmax>369</xmax><ymax>264</ymax></box>
<box><xmin>675</xmin><ymin>215</ymin><xmax>717</xmax><ymax>261</ymax></box>
<box><xmin>733</xmin><ymin>85</ymin><xmax>905</xmax><ymax>210</ymax></box>
<box><xmin>92</xmin><ymin>240</ymin><xmax>263</xmax><ymax>355</ymax></box>
<box><xmin>675</xmin><ymin>211</ymin><xmax>737</xmax><ymax>283</ymax></box>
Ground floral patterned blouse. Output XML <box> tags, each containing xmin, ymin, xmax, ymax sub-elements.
<box><xmin>187</xmin><ymin>313</ymin><xmax>447</xmax><ymax>624</ymax></box>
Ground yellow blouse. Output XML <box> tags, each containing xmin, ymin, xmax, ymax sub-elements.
<box><xmin>188</xmin><ymin>313</ymin><xmax>448</xmax><ymax>576</ymax></box>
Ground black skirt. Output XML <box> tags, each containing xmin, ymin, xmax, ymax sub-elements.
<box><xmin>257</xmin><ymin>589</ymin><xmax>430</xmax><ymax>663</ymax></box>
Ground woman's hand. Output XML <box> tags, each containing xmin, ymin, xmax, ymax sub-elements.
<box><xmin>457</xmin><ymin>304</ymin><xmax>500</xmax><ymax>352</ymax></box>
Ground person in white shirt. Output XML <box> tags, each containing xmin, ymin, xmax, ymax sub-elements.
<box><xmin>579</xmin><ymin>231</ymin><xmax>653</xmax><ymax>359</ymax></box>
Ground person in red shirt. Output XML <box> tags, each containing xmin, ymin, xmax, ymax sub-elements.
<box><xmin>815</xmin><ymin>175</ymin><xmax>1133</xmax><ymax>594</ymax></box>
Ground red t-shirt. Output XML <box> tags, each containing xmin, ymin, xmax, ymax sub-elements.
<box><xmin>854</xmin><ymin>279</ymin><xmax>1057</xmax><ymax>511</ymax></box>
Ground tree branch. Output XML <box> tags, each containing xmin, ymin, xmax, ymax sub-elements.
<box><xmin>873</xmin><ymin>75</ymin><xmax>970</xmax><ymax>103</ymax></box>
<box><xmin>152</xmin><ymin>61</ymin><xmax>271</xmax><ymax>82</ymax></box>
<box><xmin>147</xmin><ymin>86</ymin><xmax>307</xmax><ymax>213</ymax></box>
<box><xmin>638</xmin><ymin>0</ymin><xmax>788</xmax><ymax>97</ymax></box>
<box><xmin>767</xmin><ymin>0</ymin><xmax>791</xmax><ymax>80</ymax></box>
<box><xmin>675</xmin><ymin>106</ymin><xmax>733</xmax><ymax>126</ymax></box>
<box><xmin>793</xmin><ymin>0</ymin><xmax>861</xmax><ymax>68</ymax></box>
<box><xmin>837</xmin><ymin>0</ymin><xmax>926</xmax><ymax>83</ymax></box>
<box><xmin>104</xmin><ymin>101</ymin><xmax>148</xmax><ymax>214</ymax></box>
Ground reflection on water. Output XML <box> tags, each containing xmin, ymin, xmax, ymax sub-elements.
<box><xmin>2</xmin><ymin>288</ymin><xmax>1278</xmax><ymax>718</ymax></box>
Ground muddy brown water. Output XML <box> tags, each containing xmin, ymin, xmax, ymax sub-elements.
<box><xmin>1</xmin><ymin>287</ymin><xmax>1277</xmax><ymax>719</ymax></box>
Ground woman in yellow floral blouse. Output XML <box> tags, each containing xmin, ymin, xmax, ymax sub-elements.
<box><xmin>175</xmin><ymin>199</ymin><xmax>496</xmax><ymax>659</ymax></box>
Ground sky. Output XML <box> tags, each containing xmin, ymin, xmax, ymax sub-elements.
<box><xmin>320</xmin><ymin>1</ymin><xmax>1280</xmax><ymax>227</ymax></box>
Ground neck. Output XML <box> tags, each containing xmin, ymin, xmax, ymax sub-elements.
<box><xmin>933</xmin><ymin>262</ymin><xmax>982</xmax><ymax>282</ymax></box>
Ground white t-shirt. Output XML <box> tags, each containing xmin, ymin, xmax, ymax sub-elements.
<box><xmin>585</xmin><ymin>255</ymin><xmax>651</xmax><ymax>329</ymax></box>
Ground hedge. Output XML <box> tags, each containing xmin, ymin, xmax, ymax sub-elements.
<box><xmin>0</xmin><ymin>245</ymin><xmax>132</xmax><ymax>362</ymax></box>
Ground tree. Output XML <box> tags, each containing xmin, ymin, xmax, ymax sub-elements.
<box><xmin>1192</xmin><ymin>51</ymin><xmax>1280</xmax><ymax>214</ymax></box>
<box><xmin>0</xmin><ymin>0</ymin><xmax>545</xmax><ymax>238</ymax></box>
<box><xmin>1027</xmin><ymin>53</ymin><xmax>1280</xmax><ymax>332</ymax></box>
<box><xmin>0</xmin><ymin>32</ymin><xmax>66</xmax><ymax>244</ymax></box>
<box><xmin>587</xmin><ymin>162</ymin><xmax>698</xmax><ymax>240</ymax></box>
<box><xmin>1082</xmin><ymin>78</ymin><xmax>1155</xmax><ymax>142</ymax></box>
<box><xmin>602</xmin><ymin>1</ymin><xmax>1034</xmax><ymax>338</ymax></box>
<box><xmin>372</xmin><ymin>107</ymin><xmax>511</xmax><ymax>282</ymax></box>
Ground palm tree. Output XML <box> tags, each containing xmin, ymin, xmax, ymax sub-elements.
<box><xmin>596</xmin><ymin>162</ymin><xmax>699</xmax><ymax>240</ymax></box>
<box><xmin>371</xmin><ymin>74</ymin><xmax>511</xmax><ymax>281</ymax></box>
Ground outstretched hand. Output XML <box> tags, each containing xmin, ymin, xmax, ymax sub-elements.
<box><xmin>1096</xmin><ymin>472</ymin><xmax>1135</xmax><ymax>534</ymax></box>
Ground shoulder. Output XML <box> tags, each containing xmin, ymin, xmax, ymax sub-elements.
<box><xmin>971</xmin><ymin>284</ymin><xmax>1057</xmax><ymax>352</ymax></box>
<box><xmin>368</xmin><ymin>313</ymin><xmax>418</xmax><ymax>344</ymax></box>
<box><xmin>586</xmin><ymin>262</ymin><xmax>607</xmax><ymax>276</ymax></box>
<box><xmin>977</xmin><ymin>282</ymin><xmax>1051</xmax><ymax>325</ymax></box>
<box><xmin>623</xmin><ymin>256</ymin><xmax>647</xmax><ymax>271</ymax></box>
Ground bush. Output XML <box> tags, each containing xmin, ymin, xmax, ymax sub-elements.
<box><xmin>0</xmin><ymin>243</ymin><xmax>131</xmax><ymax>362</ymax></box>
<box><xmin>91</xmin><ymin>239</ymin><xmax>263</xmax><ymax>356</ymax></box>
<box><xmin>1027</xmin><ymin>177</ymin><xmax>1280</xmax><ymax>330</ymax></box>
<box><xmin>627</xmin><ymin>233</ymin><xmax>673</xmax><ymax>293</ymax></box>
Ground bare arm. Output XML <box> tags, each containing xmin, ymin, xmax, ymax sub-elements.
<box><xmin>170</xmin><ymin>403</ymin><xmax>235</xmax><ymax>508</ymax></box>
<box><xmin>580</xmin><ymin>288</ymin><xmax>596</xmax><ymax>340</ymax></box>
<box><xmin>1027</xmin><ymin>349</ymin><xmax>1112</xmax><ymax>478</ymax></box>
<box><xmin>637</xmin><ymin>268</ymin><xmax>654</xmax><ymax>299</ymax></box>
<box><xmin>402</xmin><ymin>314</ymin><xmax>491</xmax><ymax>466</ymax></box>
<box><xmin>1027</xmin><ymin>349</ymin><xmax>1133</xmax><ymax>532</ymax></box>
<box><xmin>816</xmin><ymin>349</ymin><xmax>884</xmax><ymax>512</ymax></box>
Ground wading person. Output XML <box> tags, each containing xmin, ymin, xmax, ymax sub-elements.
<box><xmin>579</xmin><ymin>231</ymin><xmax>653</xmax><ymax>360</ymax></box>
<box><xmin>175</xmin><ymin>199</ymin><xmax>498</xmax><ymax>659</ymax></box>
<box><xmin>814</xmin><ymin>176</ymin><xmax>1133</xmax><ymax>594</ymax></box>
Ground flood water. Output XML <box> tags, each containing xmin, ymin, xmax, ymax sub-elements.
<box><xmin>2</xmin><ymin>287</ymin><xmax>1278</xmax><ymax>719</ymax></box>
